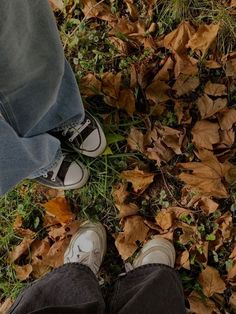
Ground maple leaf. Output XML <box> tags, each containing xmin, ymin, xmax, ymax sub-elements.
<box><xmin>15</xmin><ymin>264</ymin><xmax>33</xmax><ymax>281</ymax></box>
<box><xmin>198</xmin><ymin>266</ymin><xmax>226</xmax><ymax>297</ymax></box>
<box><xmin>43</xmin><ymin>197</ymin><xmax>75</xmax><ymax>224</ymax></box>
<box><xmin>120</xmin><ymin>167</ymin><xmax>154</xmax><ymax>193</ymax></box>
<box><xmin>191</xmin><ymin>120</ymin><xmax>220</xmax><ymax>150</ymax></box>
<box><xmin>178</xmin><ymin>150</ymin><xmax>231</xmax><ymax>198</ymax></box>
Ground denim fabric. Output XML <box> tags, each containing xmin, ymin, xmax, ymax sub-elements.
<box><xmin>0</xmin><ymin>0</ymin><xmax>84</xmax><ymax>195</ymax></box>
<box><xmin>8</xmin><ymin>263</ymin><xmax>186</xmax><ymax>314</ymax></box>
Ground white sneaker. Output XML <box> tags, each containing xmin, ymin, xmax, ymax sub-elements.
<box><xmin>64</xmin><ymin>221</ymin><xmax>107</xmax><ymax>275</ymax></box>
<box><xmin>36</xmin><ymin>154</ymin><xmax>89</xmax><ymax>190</ymax></box>
<box><xmin>132</xmin><ymin>237</ymin><xmax>176</xmax><ymax>269</ymax></box>
<box><xmin>52</xmin><ymin>111</ymin><xmax>107</xmax><ymax>158</ymax></box>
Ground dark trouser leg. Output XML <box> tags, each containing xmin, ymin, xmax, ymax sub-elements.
<box><xmin>8</xmin><ymin>264</ymin><xmax>105</xmax><ymax>314</ymax></box>
<box><xmin>108</xmin><ymin>264</ymin><xmax>186</xmax><ymax>314</ymax></box>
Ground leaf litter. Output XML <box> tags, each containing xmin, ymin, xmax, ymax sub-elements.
<box><xmin>2</xmin><ymin>1</ymin><xmax>236</xmax><ymax>313</ymax></box>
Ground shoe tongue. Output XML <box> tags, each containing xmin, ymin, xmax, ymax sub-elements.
<box><xmin>77</xmin><ymin>232</ymin><xmax>95</xmax><ymax>252</ymax></box>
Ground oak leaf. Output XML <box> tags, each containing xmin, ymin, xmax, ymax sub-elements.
<box><xmin>120</xmin><ymin>167</ymin><xmax>154</xmax><ymax>193</ymax></box>
<box><xmin>191</xmin><ymin>120</ymin><xmax>220</xmax><ymax>150</ymax></box>
<box><xmin>43</xmin><ymin>197</ymin><xmax>75</xmax><ymax>224</ymax></box>
<box><xmin>198</xmin><ymin>266</ymin><xmax>226</xmax><ymax>297</ymax></box>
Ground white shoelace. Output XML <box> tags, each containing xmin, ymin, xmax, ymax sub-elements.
<box><xmin>62</xmin><ymin>119</ymin><xmax>91</xmax><ymax>142</ymax></box>
<box><xmin>43</xmin><ymin>155</ymin><xmax>65</xmax><ymax>181</ymax></box>
<box><xmin>77</xmin><ymin>247</ymin><xmax>100</xmax><ymax>274</ymax></box>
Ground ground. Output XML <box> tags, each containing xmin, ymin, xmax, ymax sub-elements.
<box><xmin>1</xmin><ymin>1</ymin><xmax>236</xmax><ymax>313</ymax></box>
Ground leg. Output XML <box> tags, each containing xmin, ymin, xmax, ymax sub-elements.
<box><xmin>0</xmin><ymin>0</ymin><xmax>84</xmax><ymax>137</ymax></box>
<box><xmin>8</xmin><ymin>264</ymin><xmax>105</xmax><ymax>314</ymax></box>
<box><xmin>108</xmin><ymin>237</ymin><xmax>186</xmax><ymax>314</ymax></box>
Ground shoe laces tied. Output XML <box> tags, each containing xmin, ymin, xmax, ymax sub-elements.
<box><xmin>62</xmin><ymin>119</ymin><xmax>91</xmax><ymax>143</ymax></box>
<box><xmin>77</xmin><ymin>246</ymin><xmax>100</xmax><ymax>274</ymax></box>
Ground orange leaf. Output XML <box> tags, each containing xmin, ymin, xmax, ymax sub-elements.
<box><xmin>15</xmin><ymin>264</ymin><xmax>33</xmax><ymax>281</ymax></box>
<box><xmin>191</xmin><ymin>120</ymin><xmax>220</xmax><ymax>150</ymax></box>
<box><xmin>120</xmin><ymin>167</ymin><xmax>154</xmax><ymax>193</ymax></box>
<box><xmin>9</xmin><ymin>237</ymin><xmax>34</xmax><ymax>263</ymax></box>
<box><xmin>43</xmin><ymin>197</ymin><xmax>75</xmax><ymax>224</ymax></box>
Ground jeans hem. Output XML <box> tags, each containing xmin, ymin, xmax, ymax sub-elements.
<box><xmin>28</xmin><ymin>148</ymin><xmax>63</xmax><ymax>178</ymax></box>
<box><xmin>52</xmin><ymin>112</ymin><xmax>85</xmax><ymax>132</ymax></box>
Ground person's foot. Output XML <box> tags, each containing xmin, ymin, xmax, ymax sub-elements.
<box><xmin>64</xmin><ymin>221</ymin><xmax>107</xmax><ymax>275</ymax></box>
<box><xmin>52</xmin><ymin>111</ymin><xmax>107</xmax><ymax>158</ymax></box>
<box><xmin>35</xmin><ymin>154</ymin><xmax>89</xmax><ymax>190</ymax></box>
<box><xmin>132</xmin><ymin>237</ymin><xmax>176</xmax><ymax>269</ymax></box>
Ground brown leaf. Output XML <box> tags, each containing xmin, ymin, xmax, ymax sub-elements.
<box><xmin>31</xmin><ymin>258</ymin><xmax>51</xmax><ymax>279</ymax></box>
<box><xmin>43</xmin><ymin>238</ymin><xmax>71</xmax><ymax>268</ymax></box>
<box><xmin>31</xmin><ymin>238</ymin><xmax>51</xmax><ymax>262</ymax></box>
<box><xmin>198</xmin><ymin>266</ymin><xmax>226</xmax><ymax>297</ymax></box>
<box><xmin>230</xmin><ymin>292</ymin><xmax>236</xmax><ymax>311</ymax></box>
<box><xmin>49</xmin><ymin>0</ymin><xmax>63</xmax><ymax>10</ymax></box>
<box><xmin>116</xmin><ymin>88</ymin><xmax>136</xmax><ymax>116</ymax></box>
<box><xmin>204</xmin><ymin>81</ymin><xmax>227</xmax><ymax>96</ymax></box>
<box><xmin>191</xmin><ymin>120</ymin><xmax>220</xmax><ymax>150</ymax></box>
<box><xmin>13</xmin><ymin>215</ymin><xmax>23</xmax><ymax>229</ymax></box>
<box><xmin>155</xmin><ymin>210</ymin><xmax>174</xmax><ymax>230</ymax></box>
<box><xmin>187</xmin><ymin>23</ymin><xmax>220</xmax><ymax>55</ymax></box>
<box><xmin>154</xmin><ymin>57</ymin><xmax>174</xmax><ymax>81</ymax></box>
<box><xmin>115</xmin><ymin>215</ymin><xmax>149</xmax><ymax>260</ymax></box>
<box><xmin>125</xmin><ymin>0</ymin><xmax>138</xmax><ymax>18</ymax></box>
<box><xmin>216</xmin><ymin>211</ymin><xmax>232</xmax><ymax>241</ymax></box>
<box><xmin>197</xmin><ymin>94</ymin><xmax>227</xmax><ymax>119</ymax></box>
<box><xmin>163</xmin><ymin>21</ymin><xmax>195</xmax><ymax>54</ymax></box>
<box><xmin>222</xmin><ymin>52</ymin><xmax>236</xmax><ymax>76</ymax></box>
<box><xmin>115</xmin><ymin>203</ymin><xmax>139</xmax><ymax>218</ymax></box>
<box><xmin>198</xmin><ymin>197</ymin><xmax>219</xmax><ymax>215</ymax></box>
<box><xmin>176</xmin><ymin>250</ymin><xmax>190</xmax><ymax>270</ymax></box>
<box><xmin>158</xmin><ymin>125</ymin><xmax>185</xmax><ymax>155</ymax></box>
<box><xmin>205</xmin><ymin>60</ymin><xmax>222</xmax><ymax>69</ymax></box>
<box><xmin>172</xmin><ymin>75</ymin><xmax>200</xmax><ymax>97</ymax></box>
<box><xmin>218</xmin><ymin>108</ymin><xmax>236</xmax><ymax>130</ymax></box>
<box><xmin>120</xmin><ymin>167</ymin><xmax>154</xmax><ymax>193</ymax></box>
<box><xmin>43</xmin><ymin>197</ymin><xmax>75</xmax><ymax>224</ymax></box>
<box><xmin>102</xmin><ymin>72</ymin><xmax>122</xmax><ymax>99</ymax></box>
<box><xmin>127</xmin><ymin>127</ymin><xmax>144</xmax><ymax>152</ymax></box>
<box><xmin>79</xmin><ymin>73</ymin><xmax>102</xmax><ymax>97</ymax></box>
<box><xmin>146</xmin><ymin>80</ymin><xmax>170</xmax><ymax>104</ymax></box>
<box><xmin>177</xmin><ymin>222</ymin><xmax>197</xmax><ymax>245</ymax></box>
<box><xmin>188</xmin><ymin>291</ymin><xmax>219</xmax><ymax>314</ymax></box>
<box><xmin>174</xmin><ymin>53</ymin><xmax>198</xmax><ymax>78</ymax></box>
<box><xmin>80</xmin><ymin>0</ymin><xmax>116</xmax><ymax>22</ymax></box>
<box><xmin>109</xmin><ymin>37</ymin><xmax>128</xmax><ymax>54</ymax></box>
<box><xmin>178</xmin><ymin>150</ymin><xmax>230</xmax><ymax>198</ymax></box>
<box><xmin>112</xmin><ymin>183</ymin><xmax>129</xmax><ymax>204</ymax></box>
<box><xmin>0</xmin><ymin>298</ymin><xmax>14</xmax><ymax>314</ymax></box>
<box><xmin>15</xmin><ymin>264</ymin><xmax>33</xmax><ymax>281</ymax></box>
<box><xmin>9</xmin><ymin>237</ymin><xmax>34</xmax><ymax>263</ymax></box>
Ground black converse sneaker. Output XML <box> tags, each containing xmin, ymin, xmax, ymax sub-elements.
<box><xmin>52</xmin><ymin>112</ymin><xmax>107</xmax><ymax>158</ymax></box>
<box><xmin>35</xmin><ymin>154</ymin><xmax>89</xmax><ymax>190</ymax></box>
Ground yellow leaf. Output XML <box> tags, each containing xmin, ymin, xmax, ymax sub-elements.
<box><xmin>43</xmin><ymin>197</ymin><xmax>75</xmax><ymax>224</ymax></box>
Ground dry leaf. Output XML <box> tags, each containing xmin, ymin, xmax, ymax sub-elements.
<box><xmin>158</xmin><ymin>125</ymin><xmax>185</xmax><ymax>154</ymax></box>
<box><xmin>155</xmin><ymin>210</ymin><xmax>174</xmax><ymax>230</ymax></box>
<box><xmin>79</xmin><ymin>73</ymin><xmax>102</xmax><ymax>97</ymax></box>
<box><xmin>0</xmin><ymin>298</ymin><xmax>13</xmax><ymax>314</ymax></box>
<box><xmin>120</xmin><ymin>167</ymin><xmax>154</xmax><ymax>193</ymax></box>
<box><xmin>187</xmin><ymin>23</ymin><xmax>220</xmax><ymax>55</ymax></box>
<box><xmin>230</xmin><ymin>292</ymin><xmax>236</xmax><ymax>310</ymax></box>
<box><xmin>198</xmin><ymin>266</ymin><xmax>226</xmax><ymax>297</ymax></box>
<box><xmin>49</xmin><ymin>0</ymin><xmax>63</xmax><ymax>10</ymax></box>
<box><xmin>112</xmin><ymin>183</ymin><xmax>129</xmax><ymax>204</ymax></box>
<box><xmin>198</xmin><ymin>197</ymin><xmax>219</xmax><ymax>215</ymax></box>
<box><xmin>80</xmin><ymin>0</ymin><xmax>115</xmax><ymax>22</ymax></box>
<box><xmin>174</xmin><ymin>53</ymin><xmax>198</xmax><ymax>78</ymax></box>
<box><xmin>154</xmin><ymin>57</ymin><xmax>174</xmax><ymax>81</ymax></box>
<box><xmin>191</xmin><ymin>120</ymin><xmax>220</xmax><ymax>150</ymax></box>
<box><xmin>43</xmin><ymin>238</ymin><xmax>71</xmax><ymax>268</ymax></box>
<box><xmin>115</xmin><ymin>215</ymin><xmax>149</xmax><ymax>260</ymax></box>
<box><xmin>146</xmin><ymin>80</ymin><xmax>170</xmax><ymax>103</ymax></box>
<box><xmin>127</xmin><ymin>127</ymin><xmax>144</xmax><ymax>152</ymax></box>
<box><xmin>116</xmin><ymin>88</ymin><xmax>136</xmax><ymax>116</ymax></box>
<box><xmin>188</xmin><ymin>291</ymin><xmax>219</xmax><ymax>314</ymax></box>
<box><xmin>15</xmin><ymin>264</ymin><xmax>33</xmax><ymax>281</ymax></box>
<box><xmin>197</xmin><ymin>94</ymin><xmax>227</xmax><ymax>119</ymax></box>
<box><xmin>9</xmin><ymin>237</ymin><xmax>34</xmax><ymax>263</ymax></box>
<box><xmin>31</xmin><ymin>258</ymin><xmax>51</xmax><ymax>279</ymax></box>
<box><xmin>31</xmin><ymin>238</ymin><xmax>51</xmax><ymax>262</ymax></box>
<box><xmin>178</xmin><ymin>150</ymin><xmax>230</xmax><ymax>198</ymax></box>
<box><xmin>43</xmin><ymin>197</ymin><xmax>75</xmax><ymax>224</ymax></box>
<box><xmin>115</xmin><ymin>203</ymin><xmax>139</xmax><ymax>218</ymax></box>
<box><xmin>218</xmin><ymin>108</ymin><xmax>236</xmax><ymax>130</ymax></box>
<box><xmin>176</xmin><ymin>250</ymin><xmax>190</xmax><ymax>270</ymax></box>
<box><xmin>204</xmin><ymin>81</ymin><xmax>227</xmax><ymax>96</ymax></box>
<box><xmin>172</xmin><ymin>75</ymin><xmax>200</xmax><ymax>96</ymax></box>
<box><xmin>102</xmin><ymin>72</ymin><xmax>122</xmax><ymax>99</ymax></box>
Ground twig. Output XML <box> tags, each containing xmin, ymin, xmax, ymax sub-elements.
<box><xmin>160</xmin><ymin>168</ymin><xmax>183</xmax><ymax>207</ymax></box>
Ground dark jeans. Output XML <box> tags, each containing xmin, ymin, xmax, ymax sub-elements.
<box><xmin>8</xmin><ymin>263</ymin><xmax>186</xmax><ymax>314</ymax></box>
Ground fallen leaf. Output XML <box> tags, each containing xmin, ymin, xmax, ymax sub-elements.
<box><xmin>9</xmin><ymin>237</ymin><xmax>34</xmax><ymax>263</ymax></box>
<box><xmin>115</xmin><ymin>203</ymin><xmax>139</xmax><ymax>218</ymax></box>
<box><xmin>187</xmin><ymin>23</ymin><xmax>220</xmax><ymax>55</ymax></box>
<box><xmin>230</xmin><ymin>292</ymin><xmax>236</xmax><ymax>310</ymax></box>
<box><xmin>198</xmin><ymin>197</ymin><xmax>219</xmax><ymax>215</ymax></box>
<box><xmin>178</xmin><ymin>150</ymin><xmax>230</xmax><ymax>198</ymax></box>
<box><xmin>31</xmin><ymin>238</ymin><xmax>51</xmax><ymax>262</ymax></box>
<box><xmin>158</xmin><ymin>125</ymin><xmax>185</xmax><ymax>154</ymax></box>
<box><xmin>79</xmin><ymin>73</ymin><xmax>102</xmax><ymax>97</ymax></box>
<box><xmin>120</xmin><ymin>167</ymin><xmax>154</xmax><ymax>193</ymax></box>
<box><xmin>116</xmin><ymin>88</ymin><xmax>136</xmax><ymax>116</ymax></box>
<box><xmin>102</xmin><ymin>72</ymin><xmax>122</xmax><ymax>99</ymax></box>
<box><xmin>146</xmin><ymin>80</ymin><xmax>170</xmax><ymax>103</ymax></box>
<box><xmin>191</xmin><ymin>120</ymin><xmax>220</xmax><ymax>150</ymax></box>
<box><xmin>204</xmin><ymin>81</ymin><xmax>227</xmax><ymax>96</ymax></box>
<box><xmin>176</xmin><ymin>250</ymin><xmax>190</xmax><ymax>270</ymax></box>
<box><xmin>43</xmin><ymin>238</ymin><xmax>71</xmax><ymax>268</ymax></box>
<box><xmin>216</xmin><ymin>211</ymin><xmax>232</xmax><ymax>241</ymax></box>
<box><xmin>172</xmin><ymin>75</ymin><xmax>200</xmax><ymax>96</ymax></box>
<box><xmin>115</xmin><ymin>215</ymin><xmax>149</xmax><ymax>260</ymax></box>
<box><xmin>43</xmin><ymin>197</ymin><xmax>75</xmax><ymax>224</ymax></box>
<box><xmin>112</xmin><ymin>183</ymin><xmax>129</xmax><ymax>204</ymax></box>
<box><xmin>205</xmin><ymin>60</ymin><xmax>222</xmax><ymax>69</ymax></box>
<box><xmin>80</xmin><ymin>0</ymin><xmax>116</xmax><ymax>22</ymax></box>
<box><xmin>15</xmin><ymin>264</ymin><xmax>33</xmax><ymax>281</ymax></box>
<box><xmin>155</xmin><ymin>210</ymin><xmax>174</xmax><ymax>230</ymax></box>
<box><xmin>197</xmin><ymin>94</ymin><xmax>227</xmax><ymax>119</ymax></box>
<box><xmin>188</xmin><ymin>291</ymin><xmax>219</xmax><ymax>314</ymax></box>
<box><xmin>0</xmin><ymin>298</ymin><xmax>13</xmax><ymax>314</ymax></box>
<box><xmin>174</xmin><ymin>53</ymin><xmax>198</xmax><ymax>78</ymax></box>
<box><xmin>222</xmin><ymin>51</ymin><xmax>236</xmax><ymax>76</ymax></box>
<box><xmin>109</xmin><ymin>37</ymin><xmax>128</xmax><ymax>54</ymax></box>
<box><xmin>49</xmin><ymin>0</ymin><xmax>63</xmax><ymax>10</ymax></box>
<box><xmin>127</xmin><ymin>127</ymin><xmax>144</xmax><ymax>152</ymax></box>
<box><xmin>218</xmin><ymin>108</ymin><xmax>236</xmax><ymax>130</ymax></box>
<box><xmin>154</xmin><ymin>57</ymin><xmax>174</xmax><ymax>81</ymax></box>
<box><xmin>198</xmin><ymin>266</ymin><xmax>226</xmax><ymax>297</ymax></box>
<box><xmin>31</xmin><ymin>258</ymin><xmax>51</xmax><ymax>279</ymax></box>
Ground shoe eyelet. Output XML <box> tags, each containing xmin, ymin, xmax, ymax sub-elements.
<box><xmin>43</xmin><ymin>174</ymin><xmax>48</xmax><ymax>178</ymax></box>
<box><xmin>51</xmin><ymin>178</ymin><xmax>56</xmax><ymax>182</ymax></box>
<box><xmin>69</xmin><ymin>138</ymin><xmax>73</xmax><ymax>142</ymax></box>
<box><xmin>62</xmin><ymin>132</ymin><xmax>66</xmax><ymax>136</ymax></box>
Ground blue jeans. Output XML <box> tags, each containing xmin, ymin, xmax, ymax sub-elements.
<box><xmin>0</xmin><ymin>0</ymin><xmax>84</xmax><ymax>195</ymax></box>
